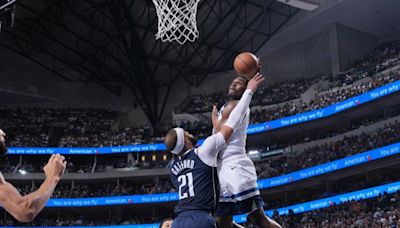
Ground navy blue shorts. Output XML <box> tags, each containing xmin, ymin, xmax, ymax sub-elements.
<box><xmin>215</xmin><ymin>195</ymin><xmax>265</xmax><ymax>216</ymax></box>
<box><xmin>172</xmin><ymin>210</ymin><xmax>216</xmax><ymax>228</ymax></box>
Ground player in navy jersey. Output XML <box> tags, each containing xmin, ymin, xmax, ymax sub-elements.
<box><xmin>164</xmin><ymin>74</ymin><xmax>265</xmax><ymax>228</ymax></box>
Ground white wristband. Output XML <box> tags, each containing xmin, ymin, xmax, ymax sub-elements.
<box><xmin>224</xmin><ymin>89</ymin><xmax>253</xmax><ymax>130</ymax></box>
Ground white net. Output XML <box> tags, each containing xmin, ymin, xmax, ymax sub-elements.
<box><xmin>152</xmin><ymin>0</ymin><xmax>200</xmax><ymax>45</ymax></box>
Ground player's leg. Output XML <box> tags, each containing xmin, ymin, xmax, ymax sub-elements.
<box><xmin>233</xmin><ymin>221</ymin><xmax>246</xmax><ymax>228</ymax></box>
<box><xmin>216</xmin><ymin>156</ymin><xmax>260</xmax><ymax>228</ymax></box>
<box><xmin>216</xmin><ymin>215</ymin><xmax>233</xmax><ymax>228</ymax></box>
<box><xmin>234</xmin><ymin>158</ymin><xmax>281</xmax><ymax>228</ymax></box>
<box><xmin>216</xmin><ymin>158</ymin><xmax>236</xmax><ymax>228</ymax></box>
<box><xmin>173</xmin><ymin>211</ymin><xmax>217</xmax><ymax>228</ymax></box>
<box><xmin>247</xmin><ymin>208</ymin><xmax>282</xmax><ymax>228</ymax></box>
<box><xmin>216</xmin><ymin>215</ymin><xmax>246</xmax><ymax>228</ymax></box>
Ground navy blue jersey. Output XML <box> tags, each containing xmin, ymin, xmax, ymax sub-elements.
<box><xmin>170</xmin><ymin>149</ymin><xmax>219</xmax><ymax>215</ymax></box>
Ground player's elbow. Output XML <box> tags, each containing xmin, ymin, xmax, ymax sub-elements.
<box><xmin>15</xmin><ymin>213</ymin><xmax>36</xmax><ymax>223</ymax></box>
<box><xmin>14</xmin><ymin>199</ymin><xmax>39</xmax><ymax>222</ymax></box>
<box><xmin>14</xmin><ymin>209</ymin><xmax>36</xmax><ymax>223</ymax></box>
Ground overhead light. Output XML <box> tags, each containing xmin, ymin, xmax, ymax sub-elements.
<box><xmin>18</xmin><ymin>169</ymin><xmax>26</xmax><ymax>175</ymax></box>
<box><xmin>248</xmin><ymin>150</ymin><xmax>259</xmax><ymax>155</ymax></box>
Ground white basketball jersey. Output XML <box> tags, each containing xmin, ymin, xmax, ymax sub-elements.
<box><xmin>217</xmin><ymin>103</ymin><xmax>250</xmax><ymax>159</ymax></box>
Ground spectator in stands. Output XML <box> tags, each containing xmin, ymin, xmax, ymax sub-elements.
<box><xmin>174</xmin><ymin>40</ymin><xmax>400</xmax><ymax>127</ymax></box>
<box><xmin>3</xmin><ymin>189</ymin><xmax>399</xmax><ymax>227</ymax></box>
<box><xmin>1</xmin><ymin>40</ymin><xmax>400</xmax><ymax>149</ymax></box>
<box><xmin>159</xmin><ymin>218</ymin><xmax>173</xmax><ymax>228</ymax></box>
<box><xmin>274</xmin><ymin>190</ymin><xmax>400</xmax><ymax>228</ymax></box>
<box><xmin>258</xmin><ymin>121</ymin><xmax>400</xmax><ymax>179</ymax></box>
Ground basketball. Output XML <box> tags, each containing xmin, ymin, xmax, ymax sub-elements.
<box><xmin>2</xmin><ymin>1</ymin><xmax>398</xmax><ymax>227</ymax></box>
<box><xmin>233</xmin><ymin>52</ymin><xmax>260</xmax><ymax>79</ymax></box>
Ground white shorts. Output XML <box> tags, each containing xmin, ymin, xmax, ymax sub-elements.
<box><xmin>217</xmin><ymin>153</ymin><xmax>259</xmax><ymax>203</ymax></box>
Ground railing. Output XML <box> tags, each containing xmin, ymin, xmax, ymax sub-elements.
<box><xmin>4</xmin><ymin>180</ymin><xmax>400</xmax><ymax>228</ymax></box>
<box><xmin>247</xmin><ymin>79</ymin><xmax>400</xmax><ymax>134</ymax></box>
<box><xmin>6</xmin><ymin>80</ymin><xmax>400</xmax><ymax>155</ymax></box>
<box><xmin>5</xmin><ymin>142</ymin><xmax>396</xmax><ymax>208</ymax></box>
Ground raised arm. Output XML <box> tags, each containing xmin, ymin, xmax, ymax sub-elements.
<box><xmin>218</xmin><ymin>73</ymin><xmax>264</xmax><ymax>141</ymax></box>
<box><xmin>197</xmin><ymin>74</ymin><xmax>264</xmax><ymax>166</ymax></box>
<box><xmin>0</xmin><ymin>154</ymin><xmax>66</xmax><ymax>222</ymax></box>
<box><xmin>212</xmin><ymin>101</ymin><xmax>239</xmax><ymax>134</ymax></box>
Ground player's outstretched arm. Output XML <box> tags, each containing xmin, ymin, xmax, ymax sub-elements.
<box><xmin>213</xmin><ymin>72</ymin><xmax>264</xmax><ymax>133</ymax></box>
<box><xmin>198</xmin><ymin>74</ymin><xmax>264</xmax><ymax>166</ymax></box>
<box><xmin>0</xmin><ymin>154</ymin><xmax>66</xmax><ymax>222</ymax></box>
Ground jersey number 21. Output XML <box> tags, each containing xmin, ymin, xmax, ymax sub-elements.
<box><xmin>178</xmin><ymin>172</ymin><xmax>195</xmax><ymax>199</ymax></box>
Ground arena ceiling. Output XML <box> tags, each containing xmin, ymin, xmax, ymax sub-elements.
<box><xmin>0</xmin><ymin>0</ymin><xmax>298</xmax><ymax>125</ymax></box>
<box><xmin>260</xmin><ymin>0</ymin><xmax>400</xmax><ymax>56</ymax></box>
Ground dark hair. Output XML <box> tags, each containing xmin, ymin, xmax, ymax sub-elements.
<box><xmin>236</xmin><ymin>75</ymin><xmax>249</xmax><ymax>85</ymax></box>
<box><xmin>159</xmin><ymin>218</ymin><xmax>173</xmax><ymax>228</ymax></box>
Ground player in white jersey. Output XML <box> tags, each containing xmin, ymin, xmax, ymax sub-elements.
<box><xmin>164</xmin><ymin>75</ymin><xmax>265</xmax><ymax>228</ymax></box>
<box><xmin>212</xmin><ymin>74</ymin><xmax>281</xmax><ymax>228</ymax></box>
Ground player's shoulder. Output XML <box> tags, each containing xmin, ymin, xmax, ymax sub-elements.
<box><xmin>226</xmin><ymin>100</ymin><xmax>239</xmax><ymax>106</ymax></box>
<box><xmin>188</xmin><ymin>148</ymin><xmax>200</xmax><ymax>159</ymax></box>
<box><xmin>194</xmin><ymin>148</ymin><xmax>216</xmax><ymax>168</ymax></box>
<box><xmin>174</xmin><ymin>149</ymin><xmax>196</xmax><ymax>160</ymax></box>
<box><xmin>223</xmin><ymin>100</ymin><xmax>239</xmax><ymax>112</ymax></box>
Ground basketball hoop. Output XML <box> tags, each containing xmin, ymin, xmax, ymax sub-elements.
<box><xmin>152</xmin><ymin>0</ymin><xmax>200</xmax><ymax>45</ymax></box>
